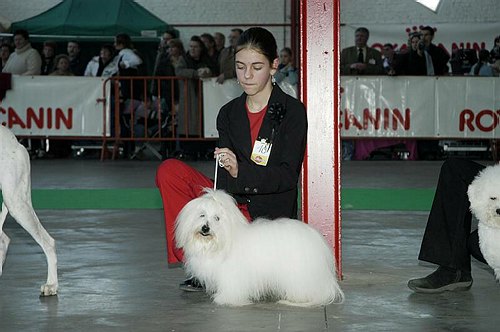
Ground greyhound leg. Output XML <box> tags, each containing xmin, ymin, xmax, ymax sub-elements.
<box><xmin>0</xmin><ymin>202</ymin><xmax>11</xmax><ymax>276</ymax></box>
<box><xmin>8</xmin><ymin>200</ymin><xmax>58</xmax><ymax>296</ymax></box>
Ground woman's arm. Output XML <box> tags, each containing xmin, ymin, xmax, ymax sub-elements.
<box><xmin>119</xmin><ymin>49</ymin><xmax>142</xmax><ymax>69</ymax></box>
<box><xmin>174</xmin><ymin>56</ymin><xmax>198</xmax><ymax>79</ymax></box>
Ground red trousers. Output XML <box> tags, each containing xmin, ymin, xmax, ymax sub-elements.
<box><xmin>155</xmin><ymin>159</ymin><xmax>250</xmax><ymax>264</ymax></box>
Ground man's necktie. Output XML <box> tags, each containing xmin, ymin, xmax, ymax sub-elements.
<box><xmin>357</xmin><ymin>48</ymin><xmax>364</xmax><ymax>63</ymax></box>
<box><xmin>424</xmin><ymin>50</ymin><xmax>435</xmax><ymax>76</ymax></box>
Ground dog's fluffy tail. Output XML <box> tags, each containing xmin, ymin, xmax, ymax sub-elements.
<box><xmin>278</xmin><ymin>265</ymin><xmax>345</xmax><ymax>307</ymax></box>
<box><xmin>278</xmin><ymin>283</ymin><xmax>344</xmax><ymax>307</ymax></box>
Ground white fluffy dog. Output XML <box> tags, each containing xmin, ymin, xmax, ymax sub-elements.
<box><xmin>175</xmin><ymin>189</ymin><xmax>344</xmax><ymax>307</ymax></box>
<box><xmin>0</xmin><ymin>125</ymin><xmax>58</xmax><ymax>296</ymax></box>
<box><xmin>468</xmin><ymin>163</ymin><xmax>500</xmax><ymax>280</ymax></box>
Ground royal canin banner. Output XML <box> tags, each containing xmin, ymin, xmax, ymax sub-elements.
<box><xmin>1</xmin><ymin>75</ymin><xmax>498</xmax><ymax>139</ymax></box>
<box><xmin>341</xmin><ymin>22</ymin><xmax>500</xmax><ymax>55</ymax></box>
<box><xmin>0</xmin><ymin>76</ymin><xmax>110</xmax><ymax>137</ymax></box>
<box><xmin>341</xmin><ymin>76</ymin><xmax>500</xmax><ymax>138</ymax></box>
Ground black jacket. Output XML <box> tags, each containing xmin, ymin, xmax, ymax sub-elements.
<box><xmin>216</xmin><ymin>85</ymin><xmax>308</xmax><ymax>219</ymax></box>
<box><xmin>427</xmin><ymin>43</ymin><xmax>450</xmax><ymax>75</ymax></box>
<box><xmin>399</xmin><ymin>44</ymin><xmax>450</xmax><ymax>76</ymax></box>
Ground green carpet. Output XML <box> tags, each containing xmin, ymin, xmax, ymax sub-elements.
<box><xmin>341</xmin><ymin>188</ymin><xmax>434</xmax><ymax>211</ymax></box>
<box><xmin>0</xmin><ymin>188</ymin><xmax>435</xmax><ymax>211</ymax></box>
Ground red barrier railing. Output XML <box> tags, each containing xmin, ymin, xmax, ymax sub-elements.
<box><xmin>100</xmin><ymin>76</ymin><xmax>214</xmax><ymax>160</ymax></box>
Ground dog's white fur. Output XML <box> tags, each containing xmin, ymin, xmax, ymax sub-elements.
<box><xmin>468</xmin><ymin>163</ymin><xmax>500</xmax><ymax>281</ymax></box>
<box><xmin>0</xmin><ymin>125</ymin><xmax>58</xmax><ymax>296</ymax></box>
<box><xmin>175</xmin><ymin>189</ymin><xmax>344</xmax><ymax>307</ymax></box>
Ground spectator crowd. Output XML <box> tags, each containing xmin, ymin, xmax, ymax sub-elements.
<box><xmin>1</xmin><ymin>26</ymin><xmax>498</xmax><ymax>161</ymax></box>
<box><xmin>0</xmin><ymin>28</ymin><xmax>300</xmax><ymax>160</ymax></box>
<box><xmin>341</xmin><ymin>26</ymin><xmax>500</xmax><ymax>77</ymax></box>
<box><xmin>340</xmin><ymin>26</ymin><xmax>500</xmax><ymax>161</ymax></box>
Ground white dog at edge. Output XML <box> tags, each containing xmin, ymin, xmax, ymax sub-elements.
<box><xmin>0</xmin><ymin>125</ymin><xmax>58</xmax><ymax>296</ymax></box>
<box><xmin>175</xmin><ymin>189</ymin><xmax>344</xmax><ymax>307</ymax></box>
<box><xmin>468</xmin><ymin>163</ymin><xmax>500</xmax><ymax>281</ymax></box>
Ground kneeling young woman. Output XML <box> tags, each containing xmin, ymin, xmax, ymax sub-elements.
<box><xmin>155</xmin><ymin>27</ymin><xmax>308</xmax><ymax>290</ymax></box>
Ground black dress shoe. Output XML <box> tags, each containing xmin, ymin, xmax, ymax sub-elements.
<box><xmin>179</xmin><ymin>277</ymin><xmax>205</xmax><ymax>292</ymax></box>
<box><xmin>408</xmin><ymin>266</ymin><xmax>473</xmax><ymax>294</ymax></box>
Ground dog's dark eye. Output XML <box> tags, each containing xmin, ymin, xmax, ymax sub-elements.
<box><xmin>200</xmin><ymin>214</ymin><xmax>205</xmax><ymax>218</ymax></box>
<box><xmin>491</xmin><ymin>197</ymin><xmax>497</xmax><ymax>201</ymax></box>
<box><xmin>214</xmin><ymin>216</ymin><xmax>220</xmax><ymax>221</ymax></box>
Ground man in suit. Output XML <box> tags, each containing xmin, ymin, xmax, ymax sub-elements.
<box><xmin>340</xmin><ymin>27</ymin><xmax>384</xmax><ymax>75</ymax></box>
<box><xmin>340</xmin><ymin>27</ymin><xmax>383</xmax><ymax>160</ymax></box>
<box><xmin>419</xmin><ymin>26</ymin><xmax>450</xmax><ymax>75</ymax></box>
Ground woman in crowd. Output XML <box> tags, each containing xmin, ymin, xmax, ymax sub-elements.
<box><xmin>40</xmin><ymin>40</ymin><xmax>56</xmax><ymax>75</ymax></box>
<box><xmin>490</xmin><ymin>35</ymin><xmax>500</xmax><ymax>60</ymax></box>
<box><xmin>469</xmin><ymin>49</ymin><xmax>495</xmax><ymax>76</ymax></box>
<box><xmin>84</xmin><ymin>44</ymin><xmax>117</xmax><ymax>77</ymax></box>
<box><xmin>273</xmin><ymin>46</ymin><xmax>298</xmax><ymax>98</ymax></box>
<box><xmin>166</xmin><ymin>38</ymin><xmax>186</xmax><ymax>70</ymax></box>
<box><xmin>0</xmin><ymin>43</ymin><xmax>12</xmax><ymax>71</ymax></box>
<box><xmin>274</xmin><ymin>47</ymin><xmax>298</xmax><ymax>86</ymax></box>
<box><xmin>113</xmin><ymin>33</ymin><xmax>144</xmax><ymax>157</ymax></box>
<box><xmin>490</xmin><ymin>35</ymin><xmax>500</xmax><ymax>76</ymax></box>
<box><xmin>200</xmin><ymin>33</ymin><xmax>220</xmax><ymax>73</ymax></box>
<box><xmin>156</xmin><ymin>27</ymin><xmax>308</xmax><ymax>291</ymax></box>
<box><xmin>162</xmin><ymin>38</ymin><xmax>187</xmax><ymax>154</ymax></box>
<box><xmin>114</xmin><ymin>33</ymin><xmax>143</xmax><ymax>100</ymax></box>
<box><xmin>173</xmin><ymin>35</ymin><xmax>218</xmax><ymax>156</ymax></box>
<box><xmin>399</xmin><ymin>32</ymin><xmax>427</xmax><ymax>75</ymax></box>
<box><xmin>49</xmin><ymin>54</ymin><xmax>74</xmax><ymax>76</ymax></box>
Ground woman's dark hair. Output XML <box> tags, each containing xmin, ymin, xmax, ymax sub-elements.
<box><xmin>492</xmin><ymin>36</ymin><xmax>500</xmax><ymax>60</ymax></box>
<box><xmin>280</xmin><ymin>47</ymin><xmax>293</xmax><ymax>56</ymax></box>
<box><xmin>43</xmin><ymin>40</ymin><xmax>57</xmax><ymax>50</ymax></box>
<box><xmin>115</xmin><ymin>33</ymin><xmax>133</xmax><ymax>49</ymax></box>
<box><xmin>200</xmin><ymin>33</ymin><xmax>216</xmax><ymax>47</ymax></box>
<box><xmin>474</xmin><ymin>49</ymin><xmax>490</xmax><ymax>76</ymax></box>
<box><xmin>164</xmin><ymin>29</ymin><xmax>178</xmax><ymax>38</ymax></box>
<box><xmin>1</xmin><ymin>43</ymin><xmax>12</xmax><ymax>52</ymax></box>
<box><xmin>236</xmin><ymin>27</ymin><xmax>278</xmax><ymax>65</ymax></box>
<box><xmin>478</xmin><ymin>49</ymin><xmax>490</xmax><ymax>62</ymax></box>
<box><xmin>168</xmin><ymin>38</ymin><xmax>185</xmax><ymax>54</ymax></box>
<box><xmin>52</xmin><ymin>54</ymin><xmax>70</xmax><ymax>71</ymax></box>
<box><xmin>100</xmin><ymin>44</ymin><xmax>115</xmax><ymax>55</ymax></box>
<box><xmin>188</xmin><ymin>35</ymin><xmax>208</xmax><ymax>58</ymax></box>
<box><xmin>190</xmin><ymin>36</ymin><xmax>206</xmax><ymax>50</ymax></box>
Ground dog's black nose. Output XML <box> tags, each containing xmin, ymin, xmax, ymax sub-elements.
<box><xmin>201</xmin><ymin>224</ymin><xmax>210</xmax><ymax>235</ymax></box>
<box><xmin>497</xmin><ymin>208</ymin><xmax>500</xmax><ymax>215</ymax></box>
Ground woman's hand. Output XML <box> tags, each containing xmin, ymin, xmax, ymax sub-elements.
<box><xmin>197</xmin><ymin>67</ymin><xmax>212</xmax><ymax>78</ymax></box>
<box><xmin>215</xmin><ymin>147</ymin><xmax>238</xmax><ymax>178</ymax></box>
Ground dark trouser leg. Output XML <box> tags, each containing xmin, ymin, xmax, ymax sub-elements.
<box><xmin>418</xmin><ymin>158</ymin><xmax>485</xmax><ymax>271</ymax></box>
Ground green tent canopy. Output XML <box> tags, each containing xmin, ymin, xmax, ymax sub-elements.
<box><xmin>10</xmin><ymin>0</ymin><xmax>175</xmax><ymax>37</ymax></box>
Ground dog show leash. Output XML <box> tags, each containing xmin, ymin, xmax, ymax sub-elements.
<box><xmin>213</xmin><ymin>153</ymin><xmax>222</xmax><ymax>190</ymax></box>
